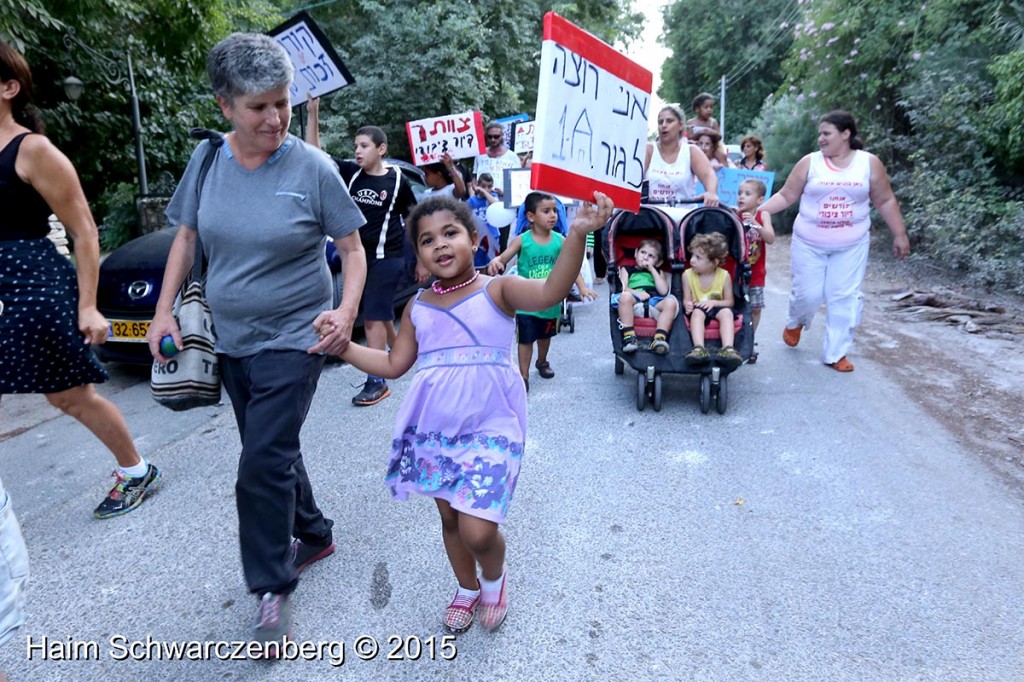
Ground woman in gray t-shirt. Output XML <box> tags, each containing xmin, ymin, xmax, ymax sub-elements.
<box><xmin>148</xmin><ymin>32</ymin><xmax>367</xmax><ymax>655</ymax></box>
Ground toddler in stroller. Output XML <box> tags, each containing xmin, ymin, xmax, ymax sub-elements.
<box><xmin>613</xmin><ymin>238</ymin><xmax>679</xmax><ymax>354</ymax></box>
<box><xmin>682</xmin><ymin>232</ymin><xmax>743</xmax><ymax>369</ymax></box>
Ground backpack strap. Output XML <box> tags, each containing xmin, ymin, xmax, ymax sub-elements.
<box><xmin>188</xmin><ymin>128</ymin><xmax>224</xmax><ymax>280</ymax></box>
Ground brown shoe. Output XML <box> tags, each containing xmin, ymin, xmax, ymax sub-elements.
<box><xmin>828</xmin><ymin>356</ymin><xmax>854</xmax><ymax>372</ymax></box>
<box><xmin>783</xmin><ymin>326</ymin><xmax>802</xmax><ymax>347</ymax></box>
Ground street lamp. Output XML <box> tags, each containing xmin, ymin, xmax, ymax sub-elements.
<box><xmin>62</xmin><ymin>32</ymin><xmax>149</xmax><ymax>197</ymax></box>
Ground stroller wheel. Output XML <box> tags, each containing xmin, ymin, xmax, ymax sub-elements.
<box><xmin>715</xmin><ymin>376</ymin><xmax>728</xmax><ymax>415</ymax></box>
<box><xmin>614</xmin><ymin>356</ymin><xmax>624</xmax><ymax>375</ymax></box>
<box><xmin>698</xmin><ymin>374</ymin><xmax>712</xmax><ymax>414</ymax></box>
<box><xmin>568</xmin><ymin>305</ymin><xmax>575</xmax><ymax>333</ymax></box>
<box><xmin>636</xmin><ymin>372</ymin><xmax>647</xmax><ymax>412</ymax></box>
<box><xmin>652</xmin><ymin>374</ymin><xmax>663</xmax><ymax>412</ymax></box>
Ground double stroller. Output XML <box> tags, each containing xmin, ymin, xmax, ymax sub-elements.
<box><xmin>605</xmin><ymin>204</ymin><xmax>754</xmax><ymax>413</ymax></box>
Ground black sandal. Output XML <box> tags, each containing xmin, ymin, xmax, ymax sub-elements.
<box><xmin>535</xmin><ymin>361</ymin><xmax>555</xmax><ymax>379</ymax></box>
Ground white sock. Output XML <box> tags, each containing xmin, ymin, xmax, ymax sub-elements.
<box><xmin>479</xmin><ymin>572</ymin><xmax>505</xmax><ymax>601</ymax></box>
<box><xmin>120</xmin><ymin>459</ymin><xmax>148</xmax><ymax>478</ymax></box>
<box><xmin>455</xmin><ymin>585</ymin><xmax>480</xmax><ymax>601</ymax></box>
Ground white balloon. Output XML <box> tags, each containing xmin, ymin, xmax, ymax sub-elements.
<box><xmin>485</xmin><ymin>202</ymin><xmax>517</xmax><ymax>228</ymax></box>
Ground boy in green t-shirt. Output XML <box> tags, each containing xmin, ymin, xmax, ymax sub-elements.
<box><xmin>612</xmin><ymin>239</ymin><xmax>678</xmax><ymax>354</ymax></box>
<box><xmin>488</xmin><ymin>192</ymin><xmax>595</xmax><ymax>391</ymax></box>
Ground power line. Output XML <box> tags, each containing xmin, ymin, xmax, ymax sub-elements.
<box><xmin>721</xmin><ymin>1</ymin><xmax>802</xmax><ymax>86</ymax></box>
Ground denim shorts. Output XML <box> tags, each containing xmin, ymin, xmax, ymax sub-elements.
<box><xmin>748</xmin><ymin>286</ymin><xmax>765</xmax><ymax>310</ymax></box>
<box><xmin>0</xmin><ymin>479</ymin><xmax>29</xmax><ymax>648</ymax></box>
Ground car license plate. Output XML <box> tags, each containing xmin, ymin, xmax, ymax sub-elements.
<box><xmin>108</xmin><ymin>319</ymin><xmax>150</xmax><ymax>342</ymax></box>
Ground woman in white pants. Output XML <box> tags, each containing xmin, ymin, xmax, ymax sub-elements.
<box><xmin>759</xmin><ymin>110</ymin><xmax>910</xmax><ymax>372</ymax></box>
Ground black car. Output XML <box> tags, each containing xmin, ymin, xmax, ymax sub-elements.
<box><xmin>95</xmin><ymin>160</ymin><xmax>427</xmax><ymax>364</ymax></box>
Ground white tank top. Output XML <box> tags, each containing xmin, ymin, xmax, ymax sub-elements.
<box><xmin>647</xmin><ymin>142</ymin><xmax>695</xmax><ymax>203</ymax></box>
<box><xmin>793</xmin><ymin>150</ymin><xmax>872</xmax><ymax>249</ymax></box>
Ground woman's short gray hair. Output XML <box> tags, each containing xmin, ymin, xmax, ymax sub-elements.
<box><xmin>207</xmin><ymin>33</ymin><xmax>294</xmax><ymax>102</ymax></box>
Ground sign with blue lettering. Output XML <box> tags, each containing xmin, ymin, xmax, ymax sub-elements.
<box><xmin>531</xmin><ymin>13</ymin><xmax>652</xmax><ymax>213</ymax></box>
<box><xmin>695</xmin><ymin>168</ymin><xmax>776</xmax><ymax>209</ymax></box>
<box><xmin>269</xmin><ymin>12</ymin><xmax>355</xmax><ymax>107</ymax></box>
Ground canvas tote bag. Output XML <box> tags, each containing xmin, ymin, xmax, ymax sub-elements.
<box><xmin>150</xmin><ymin>131</ymin><xmax>222</xmax><ymax>410</ymax></box>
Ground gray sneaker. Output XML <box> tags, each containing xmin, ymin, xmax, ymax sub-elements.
<box><xmin>253</xmin><ymin>592</ymin><xmax>291</xmax><ymax>658</ymax></box>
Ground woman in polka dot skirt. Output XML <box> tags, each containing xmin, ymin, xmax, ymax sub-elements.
<box><xmin>0</xmin><ymin>42</ymin><xmax>161</xmax><ymax>519</ymax></box>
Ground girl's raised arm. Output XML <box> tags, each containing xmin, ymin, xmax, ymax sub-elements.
<box><xmin>495</xmin><ymin>193</ymin><xmax>613</xmax><ymax>313</ymax></box>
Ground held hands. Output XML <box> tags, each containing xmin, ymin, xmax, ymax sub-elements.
<box><xmin>570</xmin><ymin>192</ymin><xmax>614</xmax><ymax>235</ymax></box>
<box><xmin>309</xmin><ymin>309</ymin><xmax>355</xmax><ymax>356</ymax></box>
<box><xmin>78</xmin><ymin>307</ymin><xmax>110</xmax><ymax>346</ymax></box>
<box><xmin>146</xmin><ymin>309</ymin><xmax>182</xmax><ymax>364</ymax></box>
<box><xmin>487</xmin><ymin>258</ymin><xmax>505</xmax><ymax>276</ymax></box>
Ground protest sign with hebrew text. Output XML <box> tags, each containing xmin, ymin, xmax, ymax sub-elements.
<box><xmin>531</xmin><ymin>13</ymin><xmax>651</xmax><ymax>213</ymax></box>
<box><xmin>269</xmin><ymin>12</ymin><xmax>354</xmax><ymax>107</ymax></box>
<box><xmin>406</xmin><ymin>111</ymin><xmax>485</xmax><ymax>166</ymax></box>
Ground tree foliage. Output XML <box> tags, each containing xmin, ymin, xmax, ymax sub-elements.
<box><xmin>659</xmin><ymin>0</ymin><xmax>794</xmax><ymax>142</ymax></box>
<box><xmin>304</xmin><ymin>0</ymin><xmax>642</xmax><ymax>160</ymax></box>
<box><xmin>658</xmin><ymin>0</ymin><xmax>1023</xmax><ymax>291</ymax></box>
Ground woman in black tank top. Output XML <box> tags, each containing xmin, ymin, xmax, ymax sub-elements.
<box><xmin>0</xmin><ymin>41</ymin><xmax>161</xmax><ymax>520</ymax></box>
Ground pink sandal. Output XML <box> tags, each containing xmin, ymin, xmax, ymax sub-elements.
<box><xmin>443</xmin><ymin>591</ymin><xmax>481</xmax><ymax>634</ymax></box>
<box><xmin>478</xmin><ymin>570</ymin><xmax>509</xmax><ymax>632</ymax></box>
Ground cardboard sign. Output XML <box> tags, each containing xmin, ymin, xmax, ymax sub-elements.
<box><xmin>269</xmin><ymin>12</ymin><xmax>355</xmax><ymax>107</ymax></box>
<box><xmin>514</xmin><ymin>121</ymin><xmax>535</xmax><ymax>153</ymax></box>
<box><xmin>531</xmin><ymin>13</ymin><xmax>652</xmax><ymax>213</ymax></box>
<box><xmin>503</xmin><ymin>168</ymin><xmax>576</xmax><ymax>208</ymax></box>
<box><xmin>406</xmin><ymin>111</ymin><xmax>485</xmax><ymax>166</ymax></box>
<box><xmin>694</xmin><ymin>168</ymin><xmax>776</xmax><ymax>209</ymax></box>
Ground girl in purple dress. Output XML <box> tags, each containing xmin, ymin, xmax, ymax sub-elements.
<box><xmin>335</xmin><ymin>193</ymin><xmax>613</xmax><ymax>633</ymax></box>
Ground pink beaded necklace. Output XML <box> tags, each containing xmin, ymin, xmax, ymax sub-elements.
<box><xmin>431</xmin><ymin>271</ymin><xmax>479</xmax><ymax>295</ymax></box>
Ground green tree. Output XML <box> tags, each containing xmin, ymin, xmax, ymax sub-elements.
<box><xmin>659</xmin><ymin>0</ymin><xmax>794</xmax><ymax>141</ymax></box>
<box><xmin>17</xmin><ymin>0</ymin><xmax>286</xmax><ymax>242</ymax></box>
<box><xmin>302</xmin><ymin>0</ymin><xmax>642</xmax><ymax>159</ymax></box>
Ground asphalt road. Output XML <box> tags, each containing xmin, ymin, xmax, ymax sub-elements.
<box><xmin>1</xmin><ymin>262</ymin><xmax>1023</xmax><ymax>681</ymax></box>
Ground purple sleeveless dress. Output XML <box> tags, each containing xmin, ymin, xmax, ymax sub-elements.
<box><xmin>386</xmin><ymin>279</ymin><xmax>526</xmax><ymax>523</ymax></box>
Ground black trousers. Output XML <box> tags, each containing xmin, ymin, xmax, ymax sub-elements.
<box><xmin>220</xmin><ymin>350</ymin><xmax>333</xmax><ymax>596</ymax></box>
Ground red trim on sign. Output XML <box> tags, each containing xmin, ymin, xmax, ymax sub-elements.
<box><xmin>542</xmin><ymin>12</ymin><xmax>652</xmax><ymax>92</ymax></box>
<box><xmin>532</xmin><ymin>163</ymin><xmax>640</xmax><ymax>213</ymax></box>
<box><xmin>472</xmin><ymin>111</ymin><xmax>485</xmax><ymax>155</ymax></box>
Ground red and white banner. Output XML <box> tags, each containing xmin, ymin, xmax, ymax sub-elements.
<box><xmin>406</xmin><ymin>111</ymin><xmax>485</xmax><ymax>166</ymax></box>
<box><xmin>531</xmin><ymin>13</ymin><xmax>652</xmax><ymax>213</ymax></box>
